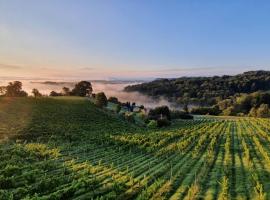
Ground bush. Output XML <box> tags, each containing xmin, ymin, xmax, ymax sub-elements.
<box><xmin>137</xmin><ymin>112</ymin><xmax>147</xmax><ymax>121</ymax></box>
<box><xmin>256</xmin><ymin>104</ymin><xmax>270</xmax><ymax>118</ymax></box>
<box><xmin>147</xmin><ymin>120</ymin><xmax>157</xmax><ymax>129</ymax></box>
<box><xmin>148</xmin><ymin>106</ymin><xmax>171</xmax><ymax>120</ymax></box>
<box><xmin>50</xmin><ymin>91</ymin><xmax>62</xmax><ymax>97</ymax></box>
<box><xmin>157</xmin><ymin>118</ymin><xmax>171</xmax><ymax>127</ymax></box>
<box><xmin>222</xmin><ymin>106</ymin><xmax>236</xmax><ymax>116</ymax></box>
<box><xmin>116</xmin><ymin>104</ymin><xmax>121</xmax><ymax>113</ymax></box>
<box><xmin>124</xmin><ymin>112</ymin><xmax>135</xmax><ymax>123</ymax></box>
<box><xmin>190</xmin><ymin>106</ymin><xmax>221</xmax><ymax>115</ymax></box>
<box><xmin>249</xmin><ymin>107</ymin><xmax>257</xmax><ymax>117</ymax></box>
<box><xmin>95</xmin><ymin>92</ymin><xmax>107</xmax><ymax>108</ymax></box>
<box><xmin>32</xmin><ymin>88</ymin><xmax>42</xmax><ymax>97</ymax></box>
<box><xmin>71</xmin><ymin>81</ymin><xmax>92</xmax><ymax>97</ymax></box>
<box><xmin>171</xmin><ymin>110</ymin><xmax>194</xmax><ymax>120</ymax></box>
<box><xmin>108</xmin><ymin>97</ymin><xmax>119</xmax><ymax>104</ymax></box>
<box><xmin>134</xmin><ymin>113</ymin><xmax>146</xmax><ymax>126</ymax></box>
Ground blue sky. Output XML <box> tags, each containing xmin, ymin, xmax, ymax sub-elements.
<box><xmin>0</xmin><ymin>0</ymin><xmax>270</xmax><ymax>80</ymax></box>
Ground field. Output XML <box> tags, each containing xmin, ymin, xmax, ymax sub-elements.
<box><xmin>1</xmin><ymin>97</ymin><xmax>270</xmax><ymax>200</ymax></box>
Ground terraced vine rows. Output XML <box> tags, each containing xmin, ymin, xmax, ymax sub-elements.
<box><xmin>0</xmin><ymin>98</ymin><xmax>270</xmax><ymax>199</ymax></box>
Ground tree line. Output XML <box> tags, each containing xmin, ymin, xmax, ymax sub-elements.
<box><xmin>124</xmin><ymin>70</ymin><xmax>270</xmax><ymax>106</ymax></box>
<box><xmin>190</xmin><ymin>92</ymin><xmax>270</xmax><ymax>118</ymax></box>
<box><xmin>0</xmin><ymin>81</ymin><xmax>93</xmax><ymax>97</ymax></box>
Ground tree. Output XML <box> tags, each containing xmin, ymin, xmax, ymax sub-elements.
<box><xmin>183</xmin><ymin>103</ymin><xmax>189</xmax><ymax>113</ymax></box>
<box><xmin>248</xmin><ymin>107</ymin><xmax>257</xmax><ymax>117</ymax></box>
<box><xmin>256</xmin><ymin>104</ymin><xmax>270</xmax><ymax>118</ymax></box>
<box><xmin>5</xmin><ymin>81</ymin><xmax>28</xmax><ymax>97</ymax></box>
<box><xmin>62</xmin><ymin>87</ymin><xmax>70</xmax><ymax>96</ymax></box>
<box><xmin>148</xmin><ymin>106</ymin><xmax>171</xmax><ymax>120</ymax></box>
<box><xmin>0</xmin><ymin>86</ymin><xmax>6</xmax><ymax>96</ymax></box>
<box><xmin>32</xmin><ymin>88</ymin><xmax>42</xmax><ymax>97</ymax></box>
<box><xmin>71</xmin><ymin>81</ymin><xmax>92</xmax><ymax>97</ymax></box>
<box><xmin>222</xmin><ymin>106</ymin><xmax>236</xmax><ymax>116</ymax></box>
<box><xmin>108</xmin><ymin>97</ymin><xmax>119</xmax><ymax>104</ymax></box>
<box><xmin>50</xmin><ymin>91</ymin><xmax>62</xmax><ymax>96</ymax></box>
<box><xmin>95</xmin><ymin>92</ymin><xmax>107</xmax><ymax>107</ymax></box>
<box><xmin>116</xmin><ymin>104</ymin><xmax>121</xmax><ymax>113</ymax></box>
<box><xmin>124</xmin><ymin>70</ymin><xmax>270</xmax><ymax>106</ymax></box>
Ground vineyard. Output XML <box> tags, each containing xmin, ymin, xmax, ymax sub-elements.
<box><xmin>0</xmin><ymin>97</ymin><xmax>270</xmax><ymax>200</ymax></box>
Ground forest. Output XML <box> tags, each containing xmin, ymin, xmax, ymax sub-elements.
<box><xmin>125</xmin><ymin>71</ymin><xmax>270</xmax><ymax>105</ymax></box>
<box><xmin>125</xmin><ymin>71</ymin><xmax>270</xmax><ymax>117</ymax></box>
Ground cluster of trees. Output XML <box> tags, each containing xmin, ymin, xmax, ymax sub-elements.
<box><xmin>125</xmin><ymin>71</ymin><xmax>270</xmax><ymax>106</ymax></box>
<box><xmin>0</xmin><ymin>81</ymin><xmax>28</xmax><ymax>97</ymax></box>
<box><xmin>190</xmin><ymin>92</ymin><xmax>270</xmax><ymax>118</ymax></box>
<box><xmin>147</xmin><ymin>106</ymin><xmax>193</xmax><ymax>127</ymax></box>
<box><xmin>217</xmin><ymin>92</ymin><xmax>270</xmax><ymax>117</ymax></box>
<box><xmin>0</xmin><ymin>81</ymin><xmax>93</xmax><ymax>98</ymax></box>
<box><xmin>50</xmin><ymin>81</ymin><xmax>93</xmax><ymax>97</ymax></box>
<box><xmin>94</xmin><ymin>92</ymin><xmax>108</xmax><ymax>107</ymax></box>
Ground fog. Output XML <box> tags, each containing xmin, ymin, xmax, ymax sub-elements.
<box><xmin>0</xmin><ymin>80</ymin><xmax>182</xmax><ymax>109</ymax></box>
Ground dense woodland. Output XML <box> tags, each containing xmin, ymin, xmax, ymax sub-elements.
<box><xmin>125</xmin><ymin>71</ymin><xmax>270</xmax><ymax>105</ymax></box>
<box><xmin>125</xmin><ymin>71</ymin><xmax>270</xmax><ymax>117</ymax></box>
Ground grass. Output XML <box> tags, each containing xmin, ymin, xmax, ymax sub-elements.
<box><xmin>0</xmin><ymin>97</ymin><xmax>270</xmax><ymax>200</ymax></box>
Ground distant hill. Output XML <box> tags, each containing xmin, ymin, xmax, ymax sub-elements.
<box><xmin>124</xmin><ymin>70</ymin><xmax>270</xmax><ymax>105</ymax></box>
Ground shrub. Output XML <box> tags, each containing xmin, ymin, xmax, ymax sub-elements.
<box><xmin>134</xmin><ymin>113</ymin><xmax>146</xmax><ymax>126</ymax></box>
<box><xmin>124</xmin><ymin>112</ymin><xmax>135</xmax><ymax>123</ymax></box>
<box><xmin>191</xmin><ymin>106</ymin><xmax>221</xmax><ymax>115</ymax></box>
<box><xmin>62</xmin><ymin>87</ymin><xmax>71</xmax><ymax>96</ymax></box>
<box><xmin>171</xmin><ymin>110</ymin><xmax>194</xmax><ymax>120</ymax></box>
<box><xmin>50</xmin><ymin>91</ymin><xmax>62</xmax><ymax>96</ymax></box>
<box><xmin>32</xmin><ymin>88</ymin><xmax>42</xmax><ymax>97</ymax></box>
<box><xmin>147</xmin><ymin>120</ymin><xmax>158</xmax><ymax>129</ymax></box>
<box><xmin>116</xmin><ymin>104</ymin><xmax>121</xmax><ymax>113</ymax></box>
<box><xmin>249</xmin><ymin>107</ymin><xmax>257</xmax><ymax>117</ymax></box>
<box><xmin>108</xmin><ymin>97</ymin><xmax>119</xmax><ymax>104</ymax></box>
<box><xmin>71</xmin><ymin>81</ymin><xmax>92</xmax><ymax>97</ymax></box>
<box><xmin>137</xmin><ymin>112</ymin><xmax>147</xmax><ymax>121</ymax></box>
<box><xmin>149</xmin><ymin>106</ymin><xmax>171</xmax><ymax>120</ymax></box>
<box><xmin>157</xmin><ymin>118</ymin><xmax>171</xmax><ymax>127</ymax></box>
<box><xmin>256</xmin><ymin>104</ymin><xmax>270</xmax><ymax>118</ymax></box>
<box><xmin>95</xmin><ymin>92</ymin><xmax>108</xmax><ymax>108</ymax></box>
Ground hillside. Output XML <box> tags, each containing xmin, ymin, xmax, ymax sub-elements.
<box><xmin>1</xmin><ymin>97</ymin><xmax>270</xmax><ymax>199</ymax></box>
<box><xmin>124</xmin><ymin>70</ymin><xmax>270</xmax><ymax>105</ymax></box>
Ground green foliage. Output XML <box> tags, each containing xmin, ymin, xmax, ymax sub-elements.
<box><xmin>148</xmin><ymin>106</ymin><xmax>171</xmax><ymax>120</ymax></box>
<box><xmin>71</xmin><ymin>81</ymin><xmax>92</xmax><ymax>97</ymax></box>
<box><xmin>157</xmin><ymin>118</ymin><xmax>171</xmax><ymax>127</ymax></box>
<box><xmin>147</xmin><ymin>120</ymin><xmax>158</xmax><ymax>128</ymax></box>
<box><xmin>253</xmin><ymin>182</ymin><xmax>266</xmax><ymax>200</ymax></box>
<box><xmin>171</xmin><ymin>110</ymin><xmax>194</xmax><ymax>119</ymax></box>
<box><xmin>0</xmin><ymin>97</ymin><xmax>270</xmax><ymax>199</ymax></box>
<box><xmin>218</xmin><ymin>176</ymin><xmax>229</xmax><ymax>200</ymax></box>
<box><xmin>124</xmin><ymin>112</ymin><xmax>135</xmax><ymax>123</ymax></box>
<box><xmin>50</xmin><ymin>91</ymin><xmax>62</xmax><ymax>96</ymax></box>
<box><xmin>125</xmin><ymin>70</ymin><xmax>270</xmax><ymax>105</ymax></box>
<box><xmin>1</xmin><ymin>81</ymin><xmax>28</xmax><ymax>97</ymax></box>
<box><xmin>256</xmin><ymin>104</ymin><xmax>270</xmax><ymax>118</ymax></box>
<box><xmin>116</xmin><ymin>104</ymin><xmax>121</xmax><ymax>113</ymax></box>
<box><xmin>108</xmin><ymin>96</ymin><xmax>119</xmax><ymax>104</ymax></box>
<box><xmin>218</xmin><ymin>92</ymin><xmax>270</xmax><ymax>117</ymax></box>
<box><xmin>62</xmin><ymin>87</ymin><xmax>71</xmax><ymax>96</ymax></box>
<box><xmin>95</xmin><ymin>92</ymin><xmax>108</xmax><ymax>107</ymax></box>
<box><xmin>32</xmin><ymin>88</ymin><xmax>42</xmax><ymax>97</ymax></box>
<box><xmin>191</xmin><ymin>106</ymin><xmax>221</xmax><ymax>115</ymax></box>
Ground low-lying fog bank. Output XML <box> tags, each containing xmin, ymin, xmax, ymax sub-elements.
<box><xmin>0</xmin><ymin>80</ymin><xmax>182</xmax><ymax>109</ymax></box>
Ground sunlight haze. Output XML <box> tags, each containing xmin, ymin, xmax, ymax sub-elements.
<box><xmin>1</xmin><ymin>0</ymin><xmax>270</xmax><ymax>79</ymax></box>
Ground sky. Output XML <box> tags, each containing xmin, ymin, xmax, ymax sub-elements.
<box><xmin>1</xmin><ymin>0</ymin><xmax>270</xmax><ymax>80</ymax></box>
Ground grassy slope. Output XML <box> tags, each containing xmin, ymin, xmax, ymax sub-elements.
<box><xmin>0</xmin><ymin>97</ymin><xmax>140</xmax><ymax>142</ymax></box>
